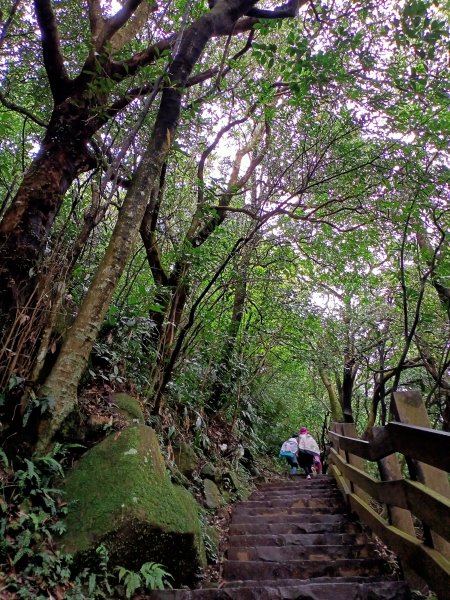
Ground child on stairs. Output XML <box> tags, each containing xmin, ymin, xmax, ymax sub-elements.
<box><xmin>279</xmin><ymin>434</ymin><xmax>299</xmax><ymax>475</ymax></box>
<box><xmin>297</xmin><ymin>426</ymin><xmax>320</xmax><ymax>479</ymax></box>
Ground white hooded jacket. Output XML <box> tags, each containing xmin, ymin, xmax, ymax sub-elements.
<box><xmin>298</xmin><ymin>433</ymin><xmax>320</xmax><ymax>456</ymax></box>
<box><xmin>280</xmin><ymin>437</ymin><xmax>299</xmax><ymax>454</ymax></box>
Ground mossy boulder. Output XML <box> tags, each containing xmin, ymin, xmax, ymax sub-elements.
<box><xmin>203</xmin><ymin>479</ymin><xmax>223</xmax><ymax>509</ymax></box>
<box><xmin>173</xmin><ymin>441</ymin><xmax>198</xmax><ymax>478</ymax></box>
<box><xmin>60</xmin><ymin>426</ymin><xmax>205</xmax><ymax>586</ymax></box>
<box><xmin>110</xmin><ymin>392</ymin><xmax>144</xmax><ymax>424</ymax></box>
<box><xmin>220</xmin><ymin>469</ymin><xmax>249</xmax><ymax>502</ymax></box>
<box><xmin>200</xmin><ymin>462</ymin><xmax>217</xmax><ymax>482</ymax></box>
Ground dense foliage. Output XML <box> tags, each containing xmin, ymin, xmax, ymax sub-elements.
<box><xmin>0</xmin><ymin>0</ymin><xmax>448</xmax><ymax>594</ymax></box>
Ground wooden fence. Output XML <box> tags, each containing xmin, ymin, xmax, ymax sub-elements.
<box><xmin>328</xmin><ymin>390</ymin><xmax>450</xmax><ymax>600</ymax></box>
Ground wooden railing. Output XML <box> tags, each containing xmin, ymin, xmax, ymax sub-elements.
<box><xmin>328</xmin><ymin>391</ymin><xmax>450</xmax><ymax>600</ymax></box>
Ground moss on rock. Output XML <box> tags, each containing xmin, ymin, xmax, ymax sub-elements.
<box><xmin>110</xmin><ymin>392</ymin><xmax>144</xmax><ymax>424</ymax></box>
<box><xmin>173</xmin><ymin>441</ymin><xmax>198</xmax><ymax>478</ymax></box>
<box><xmin>203</xmin><ymin>478</ymin><xmax>223</xmax><ymax>509</ymax></box>
<box><xmin>60</xmin><ymin>426</ymin><xmax>205</xmax><ymax>586</ymax></box>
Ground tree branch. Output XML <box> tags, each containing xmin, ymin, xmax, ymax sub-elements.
<box><xmin>140</xmin><ymin>163</ymin><xmax>170</xmax><ymax>287</ymax></box>
<box><xmin>87</xmin><ymin>0</ymin><xmax>104</xmax><ymax>45</ymax></box>
<box><xmin>97</xmin><ymin>0</ymin><xmax>144</xmax><ymax>50</ymax></box>
<box><xmin>108</xmin><ymin>36</ymin><xmax>174</xmax><ymax>79</ymax></box>
<box><xmin>0</xmin><ymin>91</ymin><xmax>48</xmax><ymax>127</ymax></box>
<box><xmin>0</xmin><ymin>0</ymin><xmax>21</xmax><ymax>49</ymax></box>
<box><xmin>34</xmin><ymin>0</ymin><xmax>70</xmax><ymax>103</ymax></box>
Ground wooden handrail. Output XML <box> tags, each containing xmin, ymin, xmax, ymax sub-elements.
<box><xmin>329</xmin><ymin>448</ymin><xmax>450</xmax><ymax>542</ymax></box>
<box><xmin>327</xmin><ymin>391</ymin><xmax>450</xmax><ymax>600</ymax></box>
<box><xmin>328</xmin><ymin>423</ymin><xmax>450</xmax><ymax>471</ymax></box>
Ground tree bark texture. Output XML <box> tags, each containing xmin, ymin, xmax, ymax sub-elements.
<box><xmin>0</xmin><ymin>104</ymin><xmax>95</xmax><ymax>330</ymax></box>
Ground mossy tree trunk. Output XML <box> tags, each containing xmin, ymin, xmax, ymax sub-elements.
<box><xmin>318</xmin><ymin>367</ymin><xmax>343</xmax><ymax>422</ymax></box>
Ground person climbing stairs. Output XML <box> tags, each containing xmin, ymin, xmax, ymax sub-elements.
<box><xmin>147</xmin><ymin>475</ymin><xmax>410</xmax><ymax>599</ymax></box>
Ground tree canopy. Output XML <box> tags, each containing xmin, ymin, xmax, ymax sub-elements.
<box><xmin>0</xmin><ymin>0</ymin><xmax>449</xmax><ymax>452</ymax></box>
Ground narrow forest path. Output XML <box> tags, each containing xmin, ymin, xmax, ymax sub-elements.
<box><xmin>148</xmin><ymin>476</ymin><xmax>411</xmax><ymax>599</ymax></box>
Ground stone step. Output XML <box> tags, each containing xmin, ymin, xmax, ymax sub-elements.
<box><xmin>146</xmin><ymin>580</ymin><xmax>410</xmax><ymax>599</ymax></box>
<box><xmin>222</xmin><ymin>557</ymin><xmax>387</xmax><ymax>581</ymax></box>
<box><xmin>255</xmin><ymin>485</ymin><xmax>335</xmax><ymax>495</ymax></box>
<box><xmin>231</xmin><ymin>512</ymin><xmax>353</xmax><ymax>525</ymax></box>
<box><xmin>236</xmin><ymin>497</ymin><xmax>345</xmax><ymax>508</ymax></box>
<box><xmin>227</xmin><ymin>543</ymin><xmax>376</xmax><ymax>561</ymax></box>
<box><xmin>221</xmin><ymin>575</ymin><xmax>401</xmax><ymax>588</ymax></box>
<box><xmin>229</xmin><ymin>519</ymin><xmax>362</xmax><ymax>535</ymax></box>
<box><xmin>226</xmin><ymin>532</ymin><xmax>370</xmax><ymax>547</ymax></box>
<box><xmin>248</xmin><ymin>494</ymin><xmax>342</xmax><ymax>504</ymax></box>
<box><xmin>259</xmin><ymin>477</ymin><xmax>338</xmax><ymax>492</ymax></box>
<box><xmin>232</xmin><ymin>505</ymin><xmax>346</xmax><ymax>517</ymax></box>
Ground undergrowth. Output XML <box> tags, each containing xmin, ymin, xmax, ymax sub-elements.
<box><xmin>0</xmin><ymin>444</ymin><xmax>172</xmax><ymax>599</ymax></box>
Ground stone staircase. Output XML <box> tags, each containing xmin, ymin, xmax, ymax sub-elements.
<box><xmin>148</xmin><ymin>475</ymin><xmax>411</xmax><ymax>599</ymax></box>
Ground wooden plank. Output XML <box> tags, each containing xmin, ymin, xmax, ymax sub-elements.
<box><xmin>374</xmin><ymin>428</ymin><xmax>427</xmax><ymax>593</ymax></box>
<box><xmin>392</xmin><ymin>391</ymin><xmax>450</xmax><ymax>560</ymax></box>
<box><xmin>349</xmin><ymin>493</ymin><xmax>450</xmax><ymax>600</ymax></box>
<box><xmin>403</xmin><ymin>480</ymin><xmax>450</xmax><ymax>543</ymax></box>
<box><xmin>328</xmin><ymin>429</ymin><xmax>374</xmax><ymax>460</ymax></box>
<box><xmin>329</xmin><ymin>448</ymin><xmax>380</xmax><ymax>499</ymax></box>
<box><xmin>329</xmin><ymin>422</ymin><xmax>450</xmax><ymax>471</ymax></box>
<box><xmin>340</xmin><ymin>423</ymin><xmax>369</xmax><ymax>501</ymax></box>
<box><xmin>328</xmin><ymin>463</ymin><xmax>351</xmax><ymax>503</ymax></box>
<box><xmin>387</xmin><ymin>422</ymin><xmax>450</xmax><ymax>472</ymax></box>
<box><xmin>330</xmin><ymin>449</ymin><xmax>450</xmax><ymax>544</ymax></box>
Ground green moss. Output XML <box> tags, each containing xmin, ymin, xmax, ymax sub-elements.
<box><xmin>110</xmin><ymin>393</ymin><xmax>145</xmax><ymax>424</ymax></box>
<box><xmin>60</xmin><ymin>426</ymin><xmax>205</xmax><ymax>584</ymax></box>
<box><xmin>173</xmin><ymin>441</ymin><xmax>198</xmax><ymax>478</ymax></box>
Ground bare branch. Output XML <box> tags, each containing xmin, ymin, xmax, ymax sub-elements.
<box><xmin>232</xmin><ymin>0</ymin><xmax>307</xmax><ymax>33</ymax></box>
<box><xmin>108</xmin><ymin>36</ymin><xmax>174</xmax><ymax>79</ymax></box>
<box><xmin>110</xmin><ymin>1</ymin><xmax>158</xmax><ymax>52</ymax></box>
<box><xmin>196</xmin><ymin>114</ymin><xmax>250</xmax><ymax>209</ymax></box>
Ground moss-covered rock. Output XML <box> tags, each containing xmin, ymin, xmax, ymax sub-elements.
<box><xmin>220</xmin><ymin>469</ymin><xmax>250</xmax><ymax>502</ymax></box>
<box><xmin>110</xmin><ymin>392</ymin><xmax>144</xmax><ymax>424</ymax></box>
<box><xmin>60</xmin><ymin>426</ymin><xmax>205</xmax><ymax>586</ymax></box>
<box><xmin>221</xmin><ymin>469</ymin><xmax>241</xmax><ymax>493</ymax></box>
<box><xmin>203</xmin><ymin>479</ymin><xmax>223</xmax><ymax>509</ymax></box>
<box><xmin>200</xmin><ymin>462</ymin><xmax>217</xmax><ymax>481</ymax></box>
<box><xmin>173</xmin><ymin>441</ymin><xmax>198</xmax><ymax>478</ymax></box>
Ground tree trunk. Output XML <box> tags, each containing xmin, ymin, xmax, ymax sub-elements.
<box><xmin>318</xmin><ymin>367</ymin><xmax>343</xmax><ymax>422</ymax></box>
<box><xmin>149</xmin><ymin>279</ymin><xmax>189</xmax><ymax>414</ymax></box>
<box><xmin>35</xmin><ymin>0</ymin><xmax>258</xmax><ymax>451</ymax></box>
<box><xmin>207</xmin><ymin>246</ymin><xmax>249</xmax><ymax>414</ymax></box>
<box><xmin>0</xmin><ymin>104</ymin><xmax>94</xmax><ymax>332</ymax></box>
<box><xmin>341</xmin><ymin>356</ymin><xmax>356</xmax><ymax>423</ymax></box>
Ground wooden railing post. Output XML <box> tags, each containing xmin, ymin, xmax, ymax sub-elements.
<box><xmin>372</xmin><ymin>427</ymin><xmax>428</xmax><ymax>592</ymax></box>
<box><xmin>340</xmin><ymin>422</ymin><xmax>368</xmax><ymax>502</ymax></box>
<box><xmin>391</xmin><ymin>391</ymin><xmax>450</xmax><ymax>560</ymax></box>
<box><xmin>329</xmin><ymin>422</ymin><xmax>351</xmax><ymax>502</ymax></box>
